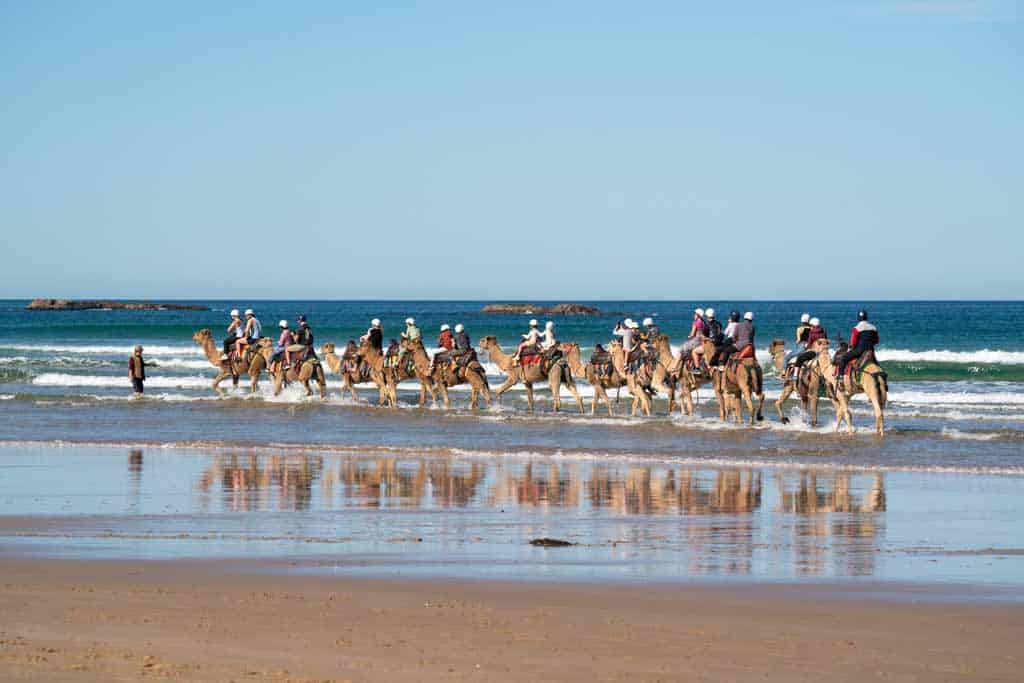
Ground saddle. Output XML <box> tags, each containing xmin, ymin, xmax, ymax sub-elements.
<box><xmin>726</xmin><ymin>345</ymin><xmax>756</xmax><ymax>371</ymax></box>
<box><xmin>384</xmin><ymin>346</ymin><xmax>401</xmax><ymax>369</ymax></box>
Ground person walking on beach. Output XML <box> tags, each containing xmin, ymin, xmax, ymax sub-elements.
<box><xmin>128</xmin><ymin>345</ymin><xmax>146</xmax><ymax>396</ymax></box>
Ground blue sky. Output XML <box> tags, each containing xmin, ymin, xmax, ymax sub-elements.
<box><xmin>1</xmin><ymin>1</ymin><xmax>1021</xmax><ymax>299</ymax></box>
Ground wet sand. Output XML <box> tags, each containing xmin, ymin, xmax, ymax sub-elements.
<box><xmin>2</xmin><ymin>557</ymin><xmax>1022</xmax><ymax>682</ymax></box>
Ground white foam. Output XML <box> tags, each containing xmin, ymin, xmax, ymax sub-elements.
<box><xmin>32</xmin><ymin>373</ymin><xmax>212</xmax><ymax>389</ymax></box>
<box><xmin>877</xmin><ymin>349</ymin><xmax>1024</xmax><ymax>365</ymax></box>
<box><xmin>1</xmin><ymin>344</ymin><xmax>202</xmax><ymax>356</ymax></box>
<box><xmin>0</xmin><ymin>394</ymin><xmax>14</xmax><ymax>401</ymax></box>
<box><xmin>940</xmin><ymin>428</ymin><xmax>1002</xmax><ymax>442</ymax></box>
<box><xmin>888</xmin><ymin>390</ymin><xmax>1024</xmax><ymax>406</ymax></box>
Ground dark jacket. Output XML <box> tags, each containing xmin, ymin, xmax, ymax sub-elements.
<box><xmin>453</xmin><ymin>331</ymin><xmax>471</xmax><ymax>352</ymax></box>
<box><xmin>368</xmin><ymin>328</ymin><xmax>383</xmax><ymax>352</ymax></box>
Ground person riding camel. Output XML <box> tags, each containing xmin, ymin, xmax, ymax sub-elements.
<box><xmin>710</xmin><ymin>310</ymin><xmax>741</xmax><ymax>368</ymax></box>
<box><xmin>789</xmin><ymin>317</ymin><xmax>828</xmax><ymax>379</ymax></box>
<box><xmin>796</xmin><ymin>313</ymin><xmax>811</xmax><ymax>347</ymax></box>
<box><xmin>294</xmin><ymin>315</ymin><xmax>315</xmax><ymax>362</ymax></box>
<box><xmin>384</xmin><ymin>338</ymin><xmax>401</xmax><ymax>368</ymax></box>
<box><xmin>730</xmin><ymin>312</ymin><xmax>756</xmax><ymax>364</ymax></box>
<box><xmin>678</xmin><ymin>308</ymin><xmax>708</xmax><ymax>374</ymax></box>
<box><xmin>361</xmin><ymin>319</ymin><xmax>383</xmax><ymax>352</ymax></box>
<box><xmin>835</xmin><ymin>310</ymin><xmax>879</xmax><ymax>379</ymax></box>
<box><xmin>449</xmin><ymin>323</ymin><xmax>473</xmax><ymax>374</ymax></box>
<box><xmin>433</xmin><ymin>323</ymin><xmax>454</xmax><ymax>372</ymax></box>
<box><xmin>513</xmin><ymin>319</ymin><xmax>541</xmax><ymax>366</ymax></box>
<box><xmin>235</xmin><ymin>308</ymin><xmax>262</xmax><ymax>362</ymax></box>
<box><xmin>270</xmin><ymin>320</ymin><xmax>291</xmax><ymax>371</ymax></box>
<box><xmin>540</xmin><ymin>321</ymin><xmax>561</xmax><ymax>363</ymax></box>
<box><xmin>613</xmin><ymin>319</ymin><xmax>637</xmax><ymax>371</ymax></box>
<box><xmin>222</xmin><ymin>309</ymin><xmax>245</xmax><ymax>360</ymax></box>
<box><xmin>642</xmin><ymin>317</ymin><xmax>660</xmax><ymax>341</ymax></box>
<box><xmin>399</xmin><ymin>317</ymin><xmax>421</xmax><ymax>370</ymax></box>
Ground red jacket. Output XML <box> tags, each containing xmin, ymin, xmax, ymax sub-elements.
<box><xmin>807</xmin><ymin>325</ymin><xmax>827</xmax><ymax>346</ymax></box>
<box><xmin>438</xmin><ymin>330</ymin><xmax>454</xmax><ymax>350</ymax></box>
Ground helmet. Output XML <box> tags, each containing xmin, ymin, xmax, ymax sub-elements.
<box><xmin>278</xmin><ymin>319</ymin><xmax>288</xmax><ymax>328</ymax></box>
<box><xmin>244</xmin><ymin>308</ymin><xmax>254</xmax><ymax>316</ymax></box>
<box><xmin>371</xmin><ymin>318</ymin><xmax>381</xmax><ymax>327</ymax></box>
<box><xmin>800</xmin><ymin>313</ymin><xmax>810</xmax><ymax>323</ymax></box>
<box><xmin>230</xmin><ymin>309</ymin><xmax>240</xmax><ymax>317</ymax></box>
<box><xmin>454</xmin><ymin>323</ymin><xmax>464</xmax><ymax>333</ymax></box>
<box><xmin>642</xmin><ymin>317</ymin><xmax>654</xmax><ymax>327</ymax></box>
<box><xmin>405</xmin><ymin>317</ymin><xmax>415</xmax><ymax>325</ymax></box>
<box><xmin>729</xmin><ymin>310</ymin><xmax>740</xmax><ymax>322</ymax></box>
<box><xmin>857</xmin><ymin>309</ymin><xmax>868</xmax><ymax>321</ymax></box>
<box><xmin>705</xmin><ymin>308</ymin><xmax>715</xmax><ymax>319</ymax></box>
<box><xmin>529</xmin><ymin>319</ymin><xmax>538</xmax><ymax>327</ymax></box>
<box><xmin>629</xmin><ymin>320</ymin><xmax>640</xmax><ymax>329</ymax></box>
<box><xmin>623</xmin><ymin>318</ymin><xmax>634</xmax><ymax>327</ymax></box>
<box><xmin>810</xmin><ymin>317</ymin><xmax>820</xmax><ymax>326</ymax></box>
<box><xmin>695</xmin><ymin>308</ymin><xmax>704</xmax><ymax>317</ymax></box>
<box><xmin>545</xmin><ymin>321</ymin><xmax>554</xmax><ymax>329</ymax></box>
<box><xmin>744</xmin><ymin>311</ymin><xmax>754</xmax><ymax>321</ymax></box>
<box><xmin>297</xmin><ymin>314</ymin><xmax>307</xmax><ymax>323</ymax></box>
<box><xmin>440</xmin><ymin>324</ymin><xmax>450</xmax><ymax>331</ymax></box>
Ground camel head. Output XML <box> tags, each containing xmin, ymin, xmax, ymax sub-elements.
<box><xmin>769</xmin><ymin>339</ymin><xmax>786</xmax><ymax>373</ymax></box>
<box><xmin>192</xmin><ymin>329</ymin><xmax>213</xmax><ymax>345</ymax></box>
<box><xmin>560</xmin><ymin>342</ymin><xmax>584</xmax><ymax>377</ymax></box>
<box><xmin>479</xmin><ymin>335</ymin><xmax>499</xmax><ymax>351</ymax></box>
<box><xmin>321</xmin><ymin>342</ymin><xmax>336</xmax><ymax>355</ymax></box>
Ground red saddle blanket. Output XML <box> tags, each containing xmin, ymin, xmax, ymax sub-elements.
<box><xmin>521</xmin><ymin>354</ymin><xmax>543</xmax><ymax>366</ymax></box>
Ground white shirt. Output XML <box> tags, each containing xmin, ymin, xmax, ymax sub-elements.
<box><xmin>540</xmin><ymin>329</ymin><xmax>557</xmax><ymax>350</ymax></box>
<box><xmin>724</xmin><ymin>321</ymin><xmax>739</xmax><ymax>341</ymax></box>
<box><xmin>522</xmin><ymin>328</ymin><xmax>540</xmax><ymax>343</ymax></box>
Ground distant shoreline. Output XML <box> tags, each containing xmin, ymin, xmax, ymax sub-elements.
<box><xmin>25</xmin><ymin>299</ymin><xmax>210</xmax><ymax>311</ymax></box>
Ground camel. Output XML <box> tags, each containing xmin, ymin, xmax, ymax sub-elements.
<box><xmin>606</xmin><ymin>340</ymin><xmax>653</xmax><ymax>416</ymax></box>
<box><xmin>320</xmin><ymin>342</ymin><xmax>390</xmax><ymax>404</ymax></box>
<box><xmin>392</xmin><ymin>340</ymin><xmax>439</xmax><ymax>406</ymax></box>
<box><xmin>816</xmin><ymin>344</ymin><xmax>888</xmax><ymax>436</ymax></box>
<box><xmin>266</xmin><ymin>344</ymin><xmax>327</xmax><ymax>399</ymax></box>
<box><xmin>192</xmin><ymin>328</ymin><xmax>268</xmax><ymax>394</ymax></box>
<box><xmin>404</xmin><ymin>338</ymin><xmax>491</xmax><ymax>409</ymax></box>
<box><xmin>479</xmin><ymin>337</ymin><xmax>583</xmax><ymax>413</ymax></box>
<box><xmin>649</xmin><ymin>335</ymin><xmax>714</xmax><ymax>416</ymax></box>
<box><xmin>700</xmin><ymin>338</ymin><xmax>765</xmax><ymax>424</ymax></box>
<box><xmin>562</xmin><ymin>342</ymin><xmax>630</xmax><ymax>416</ymax></box>
<box><xmin>770</xmin><ymin>338</ymin><xmax>833</xmax><ymax>426</ymax></box>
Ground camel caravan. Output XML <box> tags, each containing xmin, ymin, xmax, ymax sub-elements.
<box><xmin>192</xmin><ymin>307</ymin><xmax>889</xmax><ymax>435</ymax></box>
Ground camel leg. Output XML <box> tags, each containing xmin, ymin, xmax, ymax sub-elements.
<box><xmin>550</xmin><ymin>372</ymin><xmax>561</xmax><ymax>413</ymax></box>
<box><xmin>494</xmin><ymin>376</ymin><xmax>517</xmax><ymax>407</ymax></box>
<box><xmin>524</xmin><ymin>383</ymin><xmax>535</xmax><ymax>412</ymax></box>
<box><xmin>438</xmin><ymin>383</ymin><xmax>451</xmax><ymax>409</ymax></box>
<box><xmin>317</xmin><ymin>368</ymin><xmax>326</xmax><ymax>399</ymax></box>
<box><xmin>868</xmin><ymin>383</ymin><xmax>884</xmax><ymax>436</ymax></box>
<box><xmin>775</xmin><ymin>383</ymin><xmax>794</xmax><ymax>424</ymax></box>
<box><xmin>566</xmin><ymin>379</ymin><xmax>584</xmax><ymax>414</ymax></box>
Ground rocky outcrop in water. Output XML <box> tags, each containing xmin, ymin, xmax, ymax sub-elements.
<box><xmin>26</xmin><ymin>299</ymin><xmax>209</xmax><ymax>311</ymax></box>
<box><xmin>481</xmin><ymin>303</ymin><xmax>602</xmax><ymax>316</ymax></box>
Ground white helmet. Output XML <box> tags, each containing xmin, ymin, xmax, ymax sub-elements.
<box><xmin>800</xmin><ymin>313</ymin><xmax>810</xmax><ymax>323</ymax></box>
<box><xmin>244</xmin><ymin>308</ymin><xmax>254</xmax><ymax>316</ymax></box>
<box><xmin>528</xmin><ymin>319</ymin><xmax>538</xmax><ymax>327</ymax></box>
<box><xmin>405</xmin><ymin>317</ymin><xmax>415</xmax><ymax>325</ymax></box>
<box><xmin>440</xmin><ymin>324</ymin><xmax>450</xmax><ymax>331</ymax></box>
<box><xmin>454</xmin><ymin>323</ymin><xmax>464</xmax><ymax>333</ymax></box>
<box><xmin>695</xmin><ymin>308</ymin><xmax>704</xmax><ymax>317</ymax></box>
<box><xmin>623</xmin><ymin>318</ymin><xmax>634</xmax><ymax>327</ymax></box>
<box><xmin>278</xmin><ymin>319</ymin><xmax>288</xmax><ymax>328</ymax></box>
<box><xmin>230</xmin><ymin>309</ymin><xmax>240</xmax><ymax>317</ymax></box>
<box><xmin>629</xmin><ymin>320</ymin><xmax>640</xmax><ymax>329</ymax></box>
<box><xmin>545</xmin><ymin>321</ymin><xmax>554</xmax><ymax>330</ymax></box>
<box><xmin>371</xmin><ymin>318</ymin><xmax>381</xmax><ymax>328</ymax></box>
<box><xmin>810</xmin><ymin>317</ymin><xmax>820</xmax><ymax>326</ymax></box>
<box><xmin>744</xmin><ymin>311</ymin><xmax>754</xmax><ymax>321</ymax></box>
<box><xmin>642</xmin><ymin>317</ymin><xmax>654</xmax><ymax>327</ymax></box>
<box><xmin>705</xmin><ymin>308</ymin><xmax>715</xmax><ymax>319</ymax></box>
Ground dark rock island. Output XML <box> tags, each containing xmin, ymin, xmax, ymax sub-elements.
<box><xmin>26</xmin><ymin>299</ymin><xmax>210</xmax><ymax>312</ymax></box>
<box><xmin>481</xmin><ymin>303</ymin><xmax>602</xmax><ymax>316</ymax></box>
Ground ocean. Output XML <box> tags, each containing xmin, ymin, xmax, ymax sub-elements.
<box><xmin>1</xmin><ymin>299</ymin><xmax>1022</xmax><ymax>475</ymax></box>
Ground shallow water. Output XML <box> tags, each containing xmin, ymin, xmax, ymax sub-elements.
<box><xmin>1</xmin><ymin>443</ymin><xmax>1021</xmax><ymax>592</ymax></box>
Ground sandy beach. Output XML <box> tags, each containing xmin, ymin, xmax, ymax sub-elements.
<box><xmin>2</xmin><ymin>557</ymin><xmax>1021</xmax><ymax>682</ymax></box>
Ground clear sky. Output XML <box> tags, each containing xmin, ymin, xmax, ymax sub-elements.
<box><xmin>1</xmin><ymin>1</ymin><xmax>1021</xmax><ymax>300</ymax></box>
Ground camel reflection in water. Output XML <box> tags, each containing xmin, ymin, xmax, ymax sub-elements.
<box><xmin>193</xmin><ymin>452</ymin><xmax>886</xmax><ymax>578</ymax></box>
<box><xmin>776</xmin><ymin>472</ymin><xmax>887</xmax><ymax>577</ymax></box>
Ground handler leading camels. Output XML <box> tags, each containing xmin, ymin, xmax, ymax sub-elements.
<box><xmin>480</xmin><ymin>336</ymin><xmax>584</xmax><ymax>413</ymax></box>
<box><xmin>192</xmin><ymin>328</ymin><xmax>268</xmax><ymax>394</ymax></box>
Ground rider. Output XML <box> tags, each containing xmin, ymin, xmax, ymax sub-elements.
<box><xmin>711</xmin><ymin>310</ymin><xmax>741</xmax><ymax>367</ymax></box>
<box><xmin>835</xmin><ymin>310</ymin><xmax>879</xmax><ymax>378</ymax></box>
<box><xmin>513</xmin><ymin>319</ymin><xmax>541</xmax><ymax>366</ymax></box>
<box><xmin>293</xmin><ymin>315</ymin><xmax>315</xmax><ymax>362</ymax></box>
<box><xmin>705</xmin><ymin>308</ymin><xmax>722</xmax><ymax>344</ymax></box>
<box><xmin>680</xmin><ymin>308</ymin><xmax>708</xmax><ymax>372</ymax></box>
<box><xmin>450</xmin><ymin>323</ymin><xmax>472</xmax><ymax>371</ymax></box>
<box><xmin>540</xmin><ymin>321</ymin><xmax>561</xmax><ymax>361</ymax></box>
<box><xmin>796</xmin><ymin>313</ymin><xmax>811</xmax><ymax>347</ymax></box>
<box><xmin>271</xmin><ymin>320</ymin><xmax>291</xmax><ymax>370</ymax></box>
<box><xmin>399</xmin><ymin>317</ymin><xmax>421</xmax><ymax>369</ymax></box>
<box><xmin>361</xmin><ymin>319</ymin><xmax>383</xmax><ymax>353</ymax></box>
<box><xmin>235</xmin><ymin>309</ymin><xmax>262</xmax><ymax>361</ymax></box>
<box><xmin>384</xmin><ymin>338</ymin><xmax>401</xmax><ymax>368</ymax></box>
<box><xmin>731</xmin><ymin>311</ymin><xmax>756</xmax><ymax>360</ymax></box>
<box><xmin>433</xmin><ymin>323</ymin><xmax>454</xmax><ymax>372</ymax></box>
<box><xmin>790</xmin><ymin>317</ymin><xmax>828</xmax><ymax>375</ymax></box>
<box><xmin>222</xmin><ymin>309</ymin><xmax>245</xmax><ymax>359</ymax></box>
<box><xmin>642</xmin><ymin>317</ymin><xmax>661</xmax><ymax>340</ymax></box>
